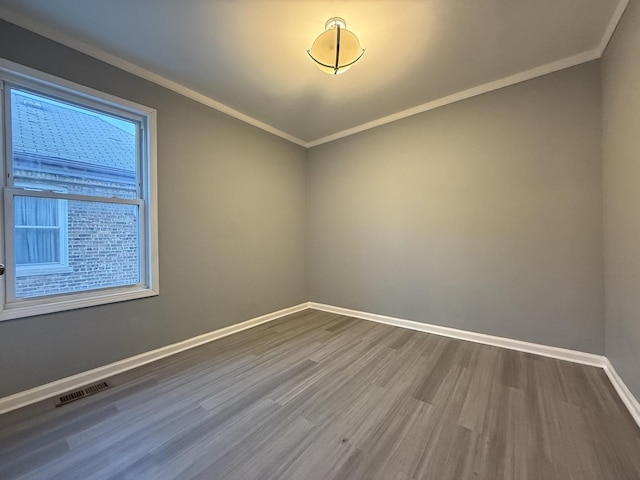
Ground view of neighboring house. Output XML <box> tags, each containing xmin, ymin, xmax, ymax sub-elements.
<box><xmin>12</xmin><ymin>90</ymin><xmax>140</xmax><ymax>298</ymax></box>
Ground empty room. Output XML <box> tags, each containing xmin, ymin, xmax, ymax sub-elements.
<box><xmin>0</xmin><ymin>1</ymin><xmax>639</xmax><ymax>479</ymax></box>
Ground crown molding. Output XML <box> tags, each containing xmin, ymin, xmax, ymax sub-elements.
<box><xmin>597</xmin><ymin>0</ymin><xmax>630</xmax><ymax>56</ymax></box>
<box><xmin>306</xmin><ymin>0</ymin><xmax>629</xmax><ymax>147</ymax></box>
<box><xmin>0</xmin><ymin>6</ymin><xmax>307</xmax><ymax>148</ymax></box>
<box><xmin>0</xmin><ymin>0</ymin><xmax>630</xmax><ymax>149</ymax></box>
<box><xmin>306</xmin><ymin>49</ymin><xmax>599</xmax><ymax>148</ymax></box>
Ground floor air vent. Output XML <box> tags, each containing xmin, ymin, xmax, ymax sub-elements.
<box><xmin>57</xmin><ymin>381</ymin><xmax>111</xmax><ymax>407</ymax></box>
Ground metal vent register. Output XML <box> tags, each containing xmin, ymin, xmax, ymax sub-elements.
<box><xmin>57</xmin><ymin>381</ymin><xmax>111</xmax><ymax>406</ymax></box>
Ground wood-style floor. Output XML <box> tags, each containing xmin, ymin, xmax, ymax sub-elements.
<box><xmin>1</xmin><ymin>309</ymin><xmax>639</xmax><ymax>480</ymax></box>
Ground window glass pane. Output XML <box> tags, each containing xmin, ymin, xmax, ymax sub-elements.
<box><xmin>16</xmin><ymin>229</ymin><xmax>60</xmax><ymax>264</ymax></box>
<box><xmin>15</xmin><ymin>196</ymin><xmax>59</xmax><ymax>226</ymax></box>
<box><xmin>14</xmin><ymin>196</ymin><xmax>140</xmax><ymax>299</ymax></box>
<box><xmin>11</xmin><ymin>89</ymin><xmax>138</xmax><ymax>200</ymax></box>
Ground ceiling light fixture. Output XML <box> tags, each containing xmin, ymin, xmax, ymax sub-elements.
<box><xmin>307</xmin><ymin>17</ymin><xmax>365</xmax><ymax>75</ymax></box>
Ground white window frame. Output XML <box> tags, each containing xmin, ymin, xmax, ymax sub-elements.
<box><xmin>13</xmin><ymin>182</ymin><xmax>70</xmax><ymax>277</ymax></box>
<box><xmin>0</xmin><ymin>58</ymin><xmax>159</xmax><ymax>321</ymax></box>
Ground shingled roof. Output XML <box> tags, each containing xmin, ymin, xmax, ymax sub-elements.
<box><xmin>12</xmin><ymin>90</ymin><xmax>136</xmax><ymax>172</ymax></box>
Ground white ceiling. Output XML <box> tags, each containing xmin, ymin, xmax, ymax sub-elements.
<box><xmin>0</xmin><ymin>0</ymin><xmax>628</xmax><ymax>146</ymax></box>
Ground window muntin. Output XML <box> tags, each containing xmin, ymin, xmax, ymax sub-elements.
<box><xmin>0</xmin><ymin>61</ymin><xmax>158</xmax><ymax>320</ymax></box>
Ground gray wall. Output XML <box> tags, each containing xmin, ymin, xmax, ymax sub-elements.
<box><xmin>0</xmin><ymin>21</ymin><xmax>308</xmax><ymax>397</ymax></box>
<box><xmin>308</xmin><ymin>62</ymin><xmax>605</xmax><ymax>354</ymax></box>
<box><xmin>3</xmin><ymin>15</ymin><xmax>633</xmax><ymax>399</ymax></box>
<box><xmin>602</xmin><ymin>0</ymin><xmax>640</xmax><ymax>399</ymax></box>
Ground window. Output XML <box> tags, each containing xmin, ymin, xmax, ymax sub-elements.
<box><xmin>14</xmin><ymin>183</ymin><xmax>69</xmax><ymax>277</ymax></box>
<box><xmin>0</xmin><ymin>60</ymin><xmax>158</xmax><ymax>320</ymax></box>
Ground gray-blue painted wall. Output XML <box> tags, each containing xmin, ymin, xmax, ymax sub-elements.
<box><xmin>0</xmin><ymin>20</ymin><xmax>308</xmax><ymax>397</ymax></box>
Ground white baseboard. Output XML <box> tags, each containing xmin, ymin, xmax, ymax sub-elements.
<box><xmin>602</xmin><ymin>359</ymin><xmax>640</xmax><ymax>427</ymax></box>
<box><xmin>3</xmin><ymin>300</ymin><xmax>638</xmax><ymax>430</ymax></box>
<box><xmin>309</xmin><ymin>302</ymin><xmax>640</xmax><ymax>428</ymax></box>
<box><xmin>0</xmin><ymin>303</ymin><xmax>308</xmax><ymax>415</ymax></box>
<box><xmin>309</xmin><ymin>302</ymin><xmax>606</xmax><ymax>367</ymax></box>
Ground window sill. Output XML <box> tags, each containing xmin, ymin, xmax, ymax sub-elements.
<box><xmin>0</xmin><ymin>286</ymin><xmax>159</xmax><ymax>322</ymax></box>
<box><xmin>16</xmin><ymin>266</ymin><xmax>74</xmax><ymax>277</ymax></box>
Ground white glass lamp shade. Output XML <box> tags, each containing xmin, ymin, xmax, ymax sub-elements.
<box><xmin>308</xmin><ymin>18</ymin><xmax>364</xmax><ymax>75</ymax></box>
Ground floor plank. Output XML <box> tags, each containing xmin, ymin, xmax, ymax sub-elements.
<box><xmin>1</xmin><ymin>309</ymin><xmax>638</xmax><ymax>480</ymax></box>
